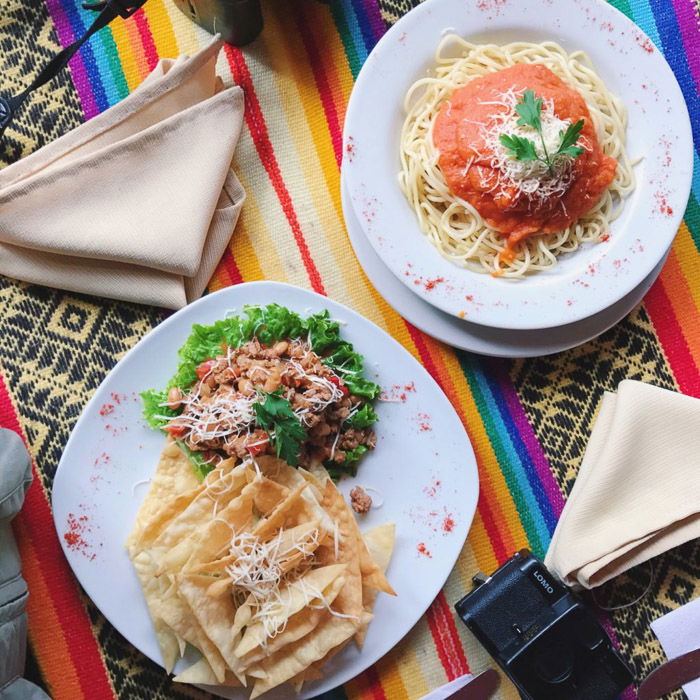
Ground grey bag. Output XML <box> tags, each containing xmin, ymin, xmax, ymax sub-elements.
<box><xmin>0</xmin><ymin>429</ymin><xmax>50</xmax><ymax>700</ymax></box>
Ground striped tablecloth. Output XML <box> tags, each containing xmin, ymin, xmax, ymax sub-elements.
<box><xmin>0</xmin><ymin>0</ymin><xmax>698</xmax><ymax>698</ymax></box>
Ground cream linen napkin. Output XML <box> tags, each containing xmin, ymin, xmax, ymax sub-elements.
<box><xmin>545</xmin><ymin>380</ymin><xmax>700</xmax><ymax>589</ymax></box>
<box><xmin>0</xmin><ymin>38</ymin><xmax>245</xmax><ymax>309</ymax></box>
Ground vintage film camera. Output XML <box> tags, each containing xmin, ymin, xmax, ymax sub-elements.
<box><xmin>455</xmin><ymin>550</ymin><xmax>634</xmax><ymax>699</ymax></box>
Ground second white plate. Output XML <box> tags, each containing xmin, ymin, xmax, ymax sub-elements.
<box><xmin>342</xmin><ymin>0</ymin><xmax>691</xmax><ymax>330</ymax></box>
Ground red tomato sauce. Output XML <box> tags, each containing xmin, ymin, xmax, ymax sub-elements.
<box><xmin>433</xmin><ymin>64</ymin><xmax>617</xmax><ymax>250</ymax></box>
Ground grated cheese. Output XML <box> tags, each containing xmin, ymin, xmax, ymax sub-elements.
<box><xmin>477</xmin><ymin>88</ymin><xmax>588</xmax><ymax>209</ymax></box>
<box><xmin>224</xmin><ymin>527</ymin><xmax>323</xmax><ymax>643</ymax></box>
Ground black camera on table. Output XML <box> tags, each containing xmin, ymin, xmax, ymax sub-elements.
<box><xmin>455</xmin><ymin>550</ymin><xmax>634</xmax><ymax>699</ymax></box>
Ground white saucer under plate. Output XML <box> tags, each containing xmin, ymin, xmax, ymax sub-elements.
<box><xmin>51</xmin><ymin>281</ymin><xmax>479</xmax><ymax>699</ymax></box>
<box><xmin>342</xmin><ymin>177</ymin><xmax>667</xmax><ymax>357</ymax></box>
<box><xmin>342</xmin><ymin>0</ymin><xmax>691</xmax><ymax>330</ymax></box>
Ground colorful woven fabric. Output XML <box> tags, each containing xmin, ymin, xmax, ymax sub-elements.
<box><xmin>0</xmin><ymin>0</ymin><xmax>698</xmax><ymax>698</ymax></box>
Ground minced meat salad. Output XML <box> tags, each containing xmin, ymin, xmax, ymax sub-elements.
<box><xmin>142</xmin><ymin>305</ymin><xmax>380</xmax><ymax>480</ymax></box>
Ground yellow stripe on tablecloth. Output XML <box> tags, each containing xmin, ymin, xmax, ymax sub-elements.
<box><xmin>261</xmin><ymin>3</ymin><xmax>426</xmax><ymax>353</ymax></box>
<box><xmin>658</xmin><ymin>248</ymin><xmax>700</xmax><ymax>362</ymax></box>
<box><xmin>161</xmin><ymin>0</ymin><xmax>202</xmax><ymax>51</ymax></box>
<box><xmin>673</xmin><ymin>223</ymin><xmax>700</xmax><ymax>313</ymax></box>
<box><xmin>254</xmin><ymin>8</ymin><xmax>356</xmax><ymax>299</ymax></box>
<box><xmin>216</xmin><ymin>41</ymin><xmax>329</xmax><ymax>291</ymax></box>
<box><xmin>142</xmin><ymin>0</ymin><xmax>180</xmax><ymax>60</ymax></box>
<box><xmin>108</xmin><ymin>17</ymin><xmax>143</xmax><ymax>91</ymax></box>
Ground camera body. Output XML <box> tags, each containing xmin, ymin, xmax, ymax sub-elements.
<box><xmin>455</xmin><ymin>550</ymin><xmax>633</xmax><ymax>699</ymax></box>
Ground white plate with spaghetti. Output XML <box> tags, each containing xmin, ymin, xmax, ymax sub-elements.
<box><xmin>51</xmin><ymin>282</ymin><xmax>479</xmax><ymax>699</ymax></box>
<box><xmin>342</xmin><ymin>0</ymin><xmax>692</xmax><ymax>330</ymax></box>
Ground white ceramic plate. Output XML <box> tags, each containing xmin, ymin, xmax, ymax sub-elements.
<box><xmin>51</xmin><ymin>282</ymin><xmax>479</xmax><ymax>699</ymax></box>
<box><xmin>342</xmin><ymin>176</ymin><xmax>667</xmax><ymax>357</ymax></box>
<box><xmin>342</xmin><ymin>0</ymin><xmax>692</xmax><ymax>330</ymax></box>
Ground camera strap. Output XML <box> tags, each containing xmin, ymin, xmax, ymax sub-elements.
<box><xmin>0</xmin><ymin>0</ymin><xmax>149</xmax><ymax>138</ymax></box>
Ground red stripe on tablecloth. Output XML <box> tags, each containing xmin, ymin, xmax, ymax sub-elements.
<box><xmin>426</xmin><ymin>592</ymin><xmax>470</xmax><ymax>680</ymax></box>
<box><xmin>220</xmin><ymin>248</ymin><xmax>245</xmax><ymax>285</ymax></box>
<box><xmin>644</xmin><ymin>277</ymin><xmax>700</xmax><ymax>397</ymax></box>
<box><xmin>223</xmin><ymin>44</ymin><xmax>327</xmax><ymax>296</ymax></box>
<box><xmin>132</xmin><ymin>8</ymin><xmax>160</xmax><ymax>71</ymax></box>
<box><xmin>292</xmin><ymin>0</ymin><xmax>344</xmax><ymax>168</ymax></box>
<box><xmin>0</xmin><ymin>372</ymin><xmax>115</xmax><ymax>700</ymax></box>
<box><xmin>359</xmin><ymin>665</ymin><xmax>389</xmax><ymax>700</ymax></box>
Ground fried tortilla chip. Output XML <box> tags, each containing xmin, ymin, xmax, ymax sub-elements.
<box><xmin>126</xmin><ymin>440</ymin><xmax>203</xmax><ymax>555</ymax></box>
<box><xmin>255</xmin><ymin>455</ymin><xmax>307</xmax><ymax>489</ymax></box>
<box><xmin>151</xmin><ymin>462</ymin><xmax>248</xmax><ymax>554</ymax></box>
<box><xmin>238</xmin><ymin>574</ymin><xmax>346</xmax><ymax>667</ymax></box>
<box><xmin>321</xmin><ymin>479</ymin><xmax>395</xmax><ymax>596</ymax></box>
<box><xmin>131</xmin><ymin>550</ymin><xmax>180</xmax><ymax>673</ymax></box>
<box><xmin>176</xmin><ymin>573</ymin><xmax>248</xmax><ymax>684</ymax></box>
<box><xmin>356</xmin><ymin>522</ymin><xmax>396</xmax><ymax>647</ymax></box>
<box><xmin>234</xmin><ymin>564</ymin><xmax>347</xmax><ymax>658</ymax></box>
<box><xmin>154</xmin><ymin>578</ymin><xmax>229</xmax><ymax>684</ymax></box>
<box><xmin>249</xmin><ymin>616</ymin><xmax>359</xmax><ymax>699</ymax></box>
<box><xmin>161</xmin><ymin>480</ymin><xmax>259</xmax><ymax>575</ymax></box>
<box><xmin>252</xmin><ymin>482</ymin><xmax>308</xmax><ymax>539</ymax></box>
<box><xmin>172</xmin><ymin>657</ymin><xmax>240</xmax><ymax>686</ymax></box>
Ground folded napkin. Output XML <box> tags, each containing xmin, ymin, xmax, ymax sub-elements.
<box><xmin>545</xmin><ymin>380</ymin><xmax>700</xmax><ymax>589</ymax></box>
<box><xmin>0</xmin><ymin>38</ymin><xmax>245</xmax><ymax>309</ymax></box>
<box><xmin>651</xmin><ymin>597</ymin><xmax>700</xmax><ymax>699</ymax></box>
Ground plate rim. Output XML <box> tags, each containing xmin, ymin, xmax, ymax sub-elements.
<box><xmin>50</xmin><ymin>280</ymin><xmax>480</xmax><ymax>698</ymax></box>
<box><xmin>342</xmin><ymin>0</ymin><xmax>693</xmax><ymax>330</ymax></box>
<box><xmin>341</xmin><ymin>174</ymin><xmax>668</xmax><ymax>357</ymax></box>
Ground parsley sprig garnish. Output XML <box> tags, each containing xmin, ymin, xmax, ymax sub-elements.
<box><xmin>499</xmin><ymin>90</ymin><xmax>585</xmax><ymax>174</ymax></box>
<box><xmin>253</xmin><ymin>389</ymin><xmax>305</xmax><ymax>466</ymax></box>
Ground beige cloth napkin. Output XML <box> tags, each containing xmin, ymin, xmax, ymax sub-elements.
<box><xmin>545</xmin><ymin>380</ymin><xmax>700</xmax><ymax>589</ymax></box>
<box><xmin>0</xmin><ymin>38</ymin><xmax>245</xmax><ymax>309</ymax></box>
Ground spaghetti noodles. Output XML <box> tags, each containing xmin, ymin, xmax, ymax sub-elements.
<box><xmin>398</xmin><ymin>37</ymin><xmax>635</xmax><ymax>277</ymax></box>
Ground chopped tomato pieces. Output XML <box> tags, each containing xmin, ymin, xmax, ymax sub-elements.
<box><xmin>329</xmin><ymin>375</ymin><xmax>349</xmax><ymax>396</ymax></box>
<box><xmin>164</xmin><ymin>423</ymin><xmax>186</xmax><ymax>437</ymax></box>
<box><xmin>195</xmin><ymin>359</ymin><xmax>217</xmax><ymax>380</ymax></box>
<box><xmin>246</xmin><ymin>432</ymin><xmax>270</xmax><ymax>456</ymax></box>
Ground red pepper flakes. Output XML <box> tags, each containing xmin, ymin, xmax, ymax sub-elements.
<box><xmin>416</xmin><ymin>412</ymin><xmax>432</xmax><ymax>431</ymax></box>
<box><xmin>64</xmin><ymin>513</ymin><xmax>96</xmax><ymax>561</ymax></box>
<box><xmin>345</xmin><ymin>137</ymin><xmax>356</xmax><ymax>163</ymax></box>
<box><xmin>110</xmin><ymin>392</ymin><xmax>123</xmax><ymax>404</ymax></box>
<box><xmin>99</xmin><ymin>403</ymin><xmax>115</xmax><ymax>416</ymax></box>
<box><xmin>424</xmin><ymin>277</ymin><xmax>444</xmax><ymax>291</ymax></box>
<box><xmin>635</xmin><ymin>34</ymin><xmax>654</xmax><ymax>53</ymax></box>
<box><xmin>380</xmin><ymin>384</ymin><xmax>411</xmax><ymax>402</ymax></box>
<box><xmin>423</xmin><ymin>478</ymin><xmax>441</xmax><ymax>498</ymax></box>
<box><xmin>600</xmin><ymin>233</ymin><xmax>610</xmax><ymax>242</ymax></box>
<box><xmin>656</xmin><ymin>193</ymin><xmax>673</xmax><ymax>216</ymax></box>
<box><xmin>417</xmin><ymin>542</ymin><xmax>432</xmax><ymax>557</ymax></box>
<box><xmin>442</xmin><ymin>515</ymin><xmax>455</xmax><ymax>533</ymax></box>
